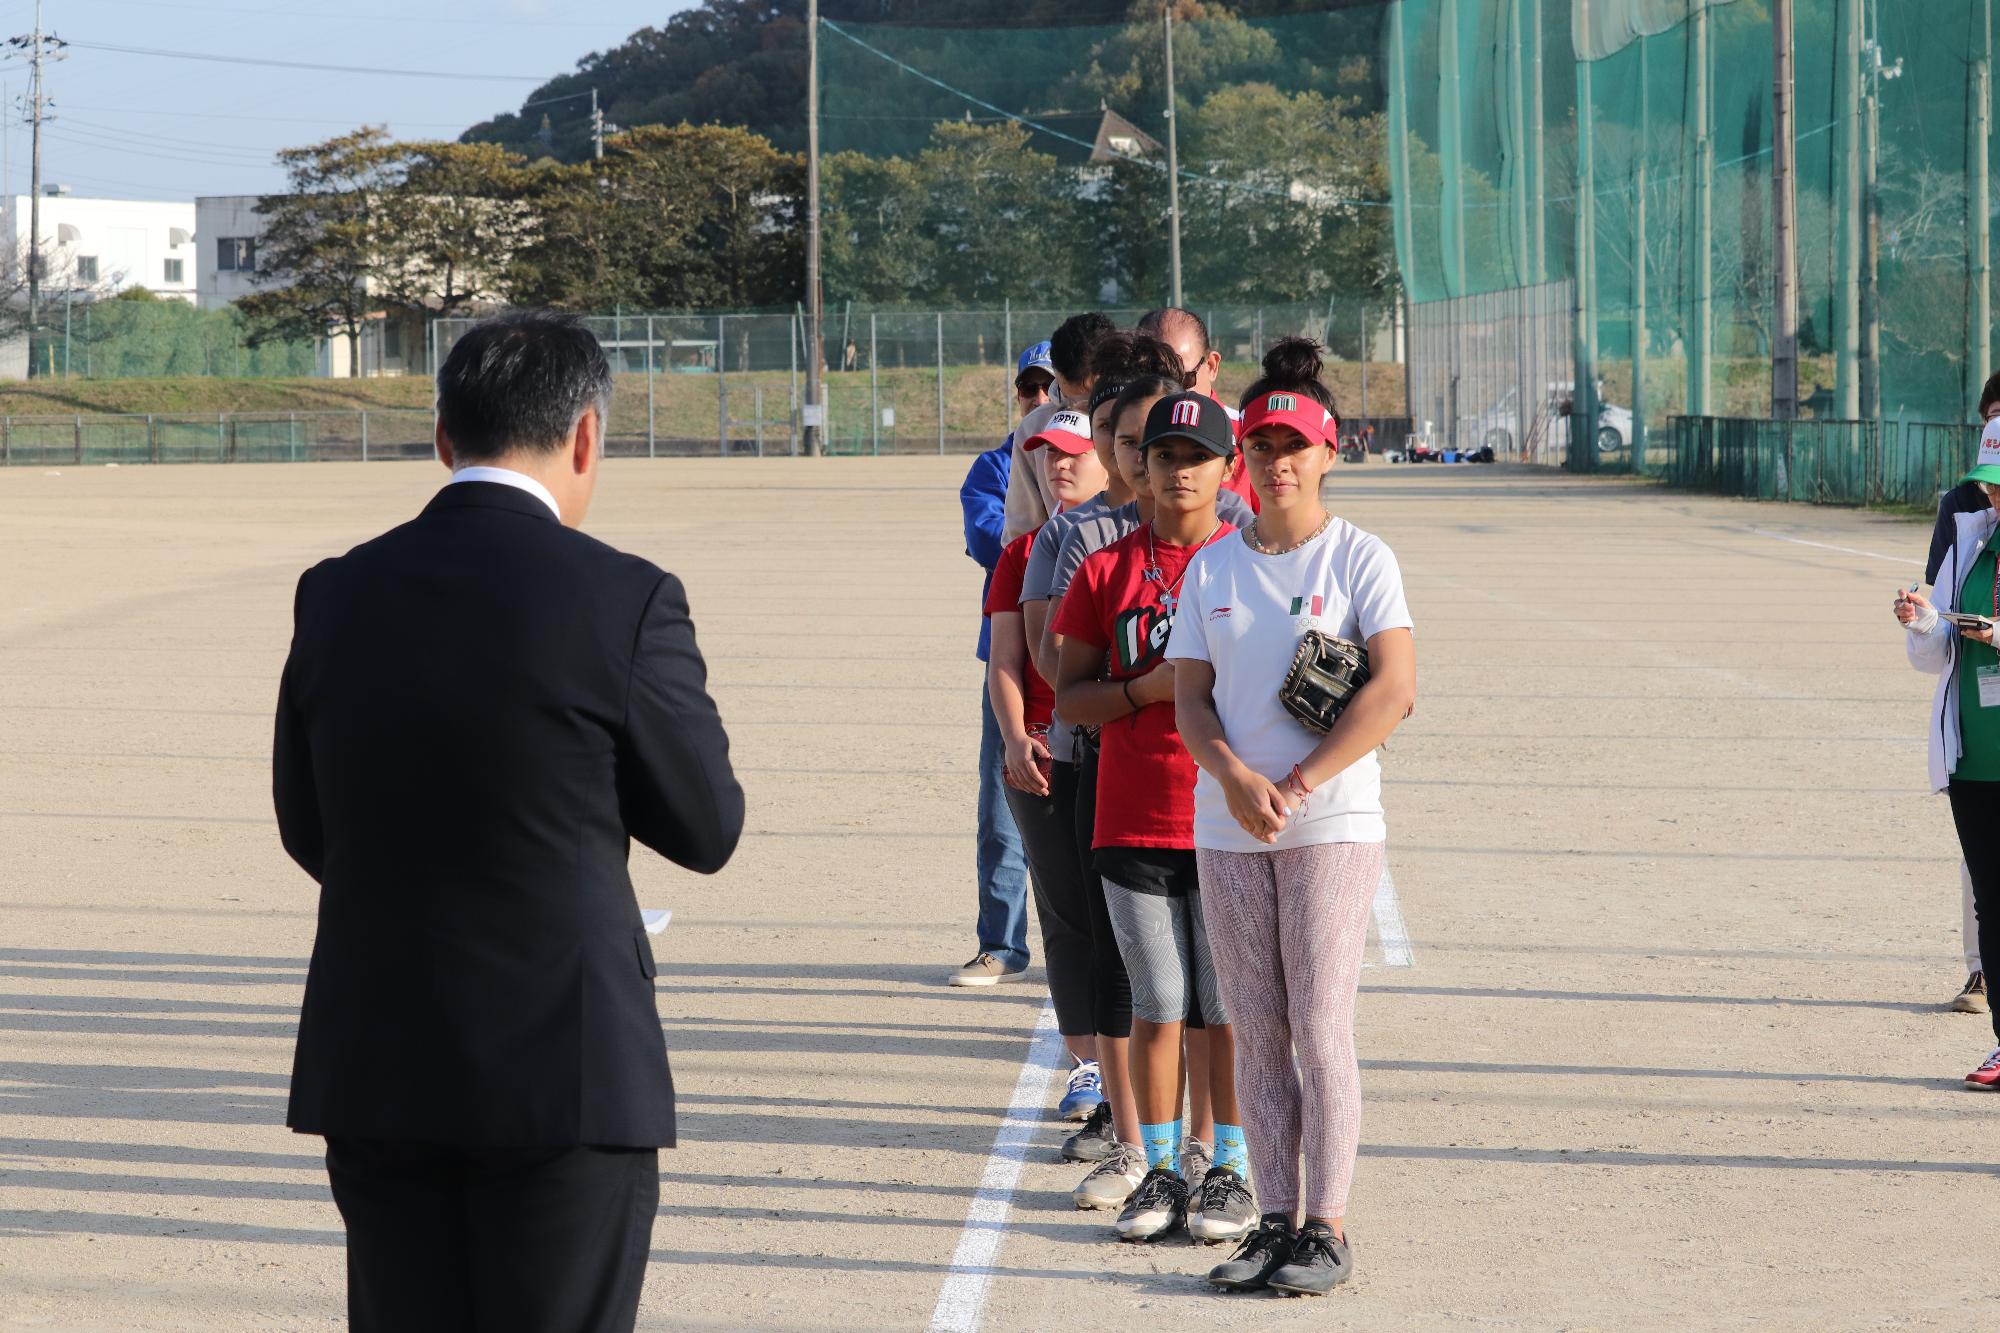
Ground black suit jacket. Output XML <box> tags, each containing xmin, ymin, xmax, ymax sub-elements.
<box><xmin>274</xmin><ymin>480</ymin><xmax>743</xmax><ymax>1148</ymax></box>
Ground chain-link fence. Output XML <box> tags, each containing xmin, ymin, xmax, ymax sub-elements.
<box><xmin>0</xmin><ymin>410</ymin><xmax>435</xmax><ymax>465</ymax></box>
<box><xmin>432</xmin><ymin>305</ymin><xmax>1407</xmax><ymax>458</ymax></box>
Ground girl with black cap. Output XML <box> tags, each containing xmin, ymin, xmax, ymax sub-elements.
<box><xmin>1053</xmin><ymin>387</ymin><xmax>1255</xmax><ymax>1248</ymax></box>
<box><xmin>1167</xmin><ymin>338</ymin><xmax>1418</xmax><ymax>1296</ymax></box>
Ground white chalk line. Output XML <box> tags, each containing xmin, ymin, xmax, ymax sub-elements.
<box><xmin>1373</xmin><ymin>859</ymin><xmax>1415</xmax><ymax>967</ymax></box>
<box><xmin>1745</xmin><ymin>527</ymin><xmax>1922</xmax><ymax>568</ymax></box>
<box><xmin>924</xmin><ymin>999</ymin><xmax>1065</xmax><ymax>1333</ymax></box>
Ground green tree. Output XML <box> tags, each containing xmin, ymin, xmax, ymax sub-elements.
<box><xmin>238</xmin><ymin>127</ymin><xmax>396</xmax><ymax>377</ymax></box>
<box><xmin>508</xmin><ymin>123</ymin><xmax>801</xmax><ymax>310</ymax></box>
<box><xmin>822</xmin><ymin>150</ymin><xmax>938</xmax><ymax>302</ymax></box>
<box><xmin>376</xmin><ymin>141</ymin><xmax>536</xmax><ymax>319</ymax></box>
<box><xmin>912</xmin><ymin>121</ymin><xmax>1087</xmax><ymax>304</ymax></box>
<box><xmin>1177</xmin><ymin>83</ymin><xmax>1395</xmax><ymax>303</ymax></box>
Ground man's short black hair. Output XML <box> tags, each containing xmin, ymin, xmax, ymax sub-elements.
<box><xmin>1980</xmin><ymin>368</ymin><xmax>2000</xmax><ymax>418</ymax></box>
<box><xmin>1048</xmin><ymin>312</ymin><xmax>1118</xmax><ymax>384</ymax></box>
<box><xmin>436</xmin><ymin>309</ymin><xmax>613</xmax><ymax>462</ymax></box>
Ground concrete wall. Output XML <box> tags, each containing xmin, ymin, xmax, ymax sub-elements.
<box><xmin>0</xmin><ymin>195</ymin><xmax>198</xmax><ymax>303</ymax></box>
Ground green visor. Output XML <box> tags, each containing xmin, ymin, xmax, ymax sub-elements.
<box><xmin>1963</xmin><ymin>464</ymin><xmax>2000</xmax><ymax>486</ymax></box>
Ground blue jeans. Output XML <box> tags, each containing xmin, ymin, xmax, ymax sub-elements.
<box><xmin>976</xmin><ymin>685</ymin><xmax>1030</xmax><ymax>968</ymax></box>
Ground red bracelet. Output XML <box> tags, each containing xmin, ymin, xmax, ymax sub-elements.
<box><xmin>1284</xmin><ymin>764</ymin><xmax>1313</xmax><ymax>804</ymax></box>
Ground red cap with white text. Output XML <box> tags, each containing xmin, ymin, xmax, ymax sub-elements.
<box><xmin>1239</xmin><ymin>390</ymin><xmax>1336</xmax><ymax>447</ymax></box>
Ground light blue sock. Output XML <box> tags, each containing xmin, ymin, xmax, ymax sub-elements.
<box><xmin>1140</xmin><ymin>1119</ymin><xmax>1182</xmax><ymax>1173</ymax></box>
<box><xmin>1213</xmin><ymin>1123</ymin><xmax>1250</xmax><ymax>1176</ymax></box>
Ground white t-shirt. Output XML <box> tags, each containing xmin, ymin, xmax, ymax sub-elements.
<box><xmin>1165</xmin><ymin>517</ymin><xmax>1413</xmax><ymax>852</ymax></box>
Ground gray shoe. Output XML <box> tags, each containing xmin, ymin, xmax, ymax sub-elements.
<box><xmin>1113</xmin><ymin>1167</ymin><xmax>1189</xmax><ymax>1241</ymax></box>
<box><xmin>1072</xmin><ymin>1143</ymin><xmax>1146</xmax><ymax>1210</ymax></box>
<box><xmin>1187</xmin><ymin>1165</ymin><xmax>1257</xmax><ymax>1244</ymax></box>
<box><xmin>1061</xmin><ymin>1100</ymin><xmax>1116</xmax><ymax>1163</ymax></box>
<box><xmin>947</xmin><ymin>952</ymin><xmax>1025</xmax><ymax>987</ymax></box>
<box><xmin>1953</xmin><ymin>970</ymin><xmax>1989</xmax><ymax>1014</ymax></box>
<box><xmin>1179</xmin><ymin>1136</ymin><xmax>1213</xmax><ymax>1185</ymax></box>
<box><xmin>1268</xmin><ymin>1221</ymin><xmax>1353</xmax><ymax>1296</ymax></box>
<box><xmin>1208</xmin><ymin>1213</ymin><xmax>1298</xmax><ymax>1292</ymax></box>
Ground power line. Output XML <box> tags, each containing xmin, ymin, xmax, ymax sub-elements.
<box><xmin>69</xmin><ymin>0</ymin><xmax>620</xmax><ymax>26</ymax></box>
<box><xmin>60</xmin><ymin>101</ymin><xmax>470</xmax><ymax>129</ymax></box>
<box><xmin>66</xmin><ymin>39</ymin><xmax>548</xmax><ymax>82</ymax></box>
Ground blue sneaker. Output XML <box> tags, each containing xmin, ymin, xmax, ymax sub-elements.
<box><xmin>1058</xmin><ymin>1059</ymin><xmax>1104</xmax><ymax>1121</ymax></box>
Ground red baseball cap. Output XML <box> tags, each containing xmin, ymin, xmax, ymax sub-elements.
<box><xmin>1024</xmin><ymin>408</ymin><xmax>1095</xmax><ymax>455</ymax></box>
<box><xmin>1240</xmin><ymin>390</ymin><xmax>1336</xmax><ymax>447</ymax></box>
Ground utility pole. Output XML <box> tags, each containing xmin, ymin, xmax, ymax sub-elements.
<box><xmin>8</xmin><ymin>0</ymin><xmax>62</xmax><ymax>378</ymax></box>
<box><xmin>1971</xmin><ymin>0</ymin><xmax>1993</xmax><ymax>416</ymax></box>
<box><xmin>803</xmin><ymin>0</ymin><xmax>824</xmax><ymax>456</ymax></box>
<box><xmin>1859</xmin><ymin>0</ymin><xmax>1898</xmax><ymax>423</ymax></box>
<box><xmin>1772</xmin><ymin>0</ymin><xmax>1800</xmax><ymax>419</ymax></box>
<box><xmin>1163</xmin><ymin>4</ymin><xmax>1183</xmax><ymax>308</ymax></box>
<box><xmin>590</xmin><ymin>88</ymin><xmax>604</xmax><ymax>160</ymax></box>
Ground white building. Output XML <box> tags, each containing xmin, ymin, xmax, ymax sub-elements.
<box><xmin>196</xmin><ymin>193</ymin><xmax>429</xmax><ymax>377</ymax></box>
<box><xmin>0</xmin><ymin>191</ymin><xmax>197</xmax><ymax>302</ymax></box>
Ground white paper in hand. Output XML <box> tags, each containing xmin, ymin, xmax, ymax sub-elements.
<box><xmin>640</xmin><ymin>909</ymin><xmax>671</xmax><ymax>935</ymax></box>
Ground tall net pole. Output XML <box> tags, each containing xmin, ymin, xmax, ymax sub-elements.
<box><xmin>1772</xmin><ymin>0</ymin><xmax>1800</xmax><ymax>420</ymax></box>
<box><xmin>1163</xmin><ymin>5</ymin><xmax>1183</xmax><ymax>308</ymax></box>
<box><xmin>804</xmin><ymin>0</ymin><xmax>825</xmax><ymax>456</ymax></box>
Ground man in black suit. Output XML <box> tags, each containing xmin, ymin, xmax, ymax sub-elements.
<box><xmin>274</xmin><ymin>309</ymin><xmax>743</xmax><ymax>1332</ymax></box>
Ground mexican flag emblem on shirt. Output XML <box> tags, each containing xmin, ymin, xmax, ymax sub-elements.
<box><xmin>1289</xmin><ymin>595</ymin><xmax>1324</xmax><ymax>617</ymax></box>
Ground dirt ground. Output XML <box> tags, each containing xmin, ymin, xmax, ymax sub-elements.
<box><xmin>0</xmin><ymin>456</ymin><xmax>1995</xmax><ymax>1331</ymax></box>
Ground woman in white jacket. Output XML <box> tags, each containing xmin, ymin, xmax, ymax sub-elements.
<box><xmin>1898</xmin><ymin>422</ymin><xmax>2000</xmax><ymax>1088</ymax></box>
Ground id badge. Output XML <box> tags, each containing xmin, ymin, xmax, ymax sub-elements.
<box><xmin>1979</xmin><ymin>665</ymin><xmax>2000</xmax><ymax>709</ymax></box>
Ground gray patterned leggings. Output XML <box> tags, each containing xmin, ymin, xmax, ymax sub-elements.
<box><xmin>1196</xmin><ymin>841</ymin><xmax>1383</xmax><ymax>1219</ymax></box>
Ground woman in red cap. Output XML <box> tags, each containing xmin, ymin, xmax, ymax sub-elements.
<box><xmin>1166</xmin><ymin>338</ymin><xmax>1418</xmax><ymax>1297</ymax></box>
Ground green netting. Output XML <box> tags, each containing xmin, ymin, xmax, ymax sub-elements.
<box><xmin>1387</xmin><ymin>0</ymin><xmax>2000</xmax><ymax>458</ymax></box>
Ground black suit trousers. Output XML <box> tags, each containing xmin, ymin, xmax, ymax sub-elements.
<box><xmin>325</xmin><ymin>1137</ymin><xmax>658</xmax><ymax>1333</ymax></box>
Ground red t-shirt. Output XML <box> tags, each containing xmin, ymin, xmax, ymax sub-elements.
<box><xmin>1053</xmin><ymin>522</ymin><xmax>1235</xmax><ymax>850</ymax></box>
<box><xmin>983</xmin><ymin>528</ymin><xmax>1054</xmax><ymax>730</ymax></box>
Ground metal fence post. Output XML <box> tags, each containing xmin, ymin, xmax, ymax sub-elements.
<box><xmin>74</xmin><ymin>415</ymin><xmax>81</xmax><ymax>465</ymax></box>
<box><xmin>936</xmin><ymin>311</ymin><xmax>945</xmax><ymax>456</ymax></box>
<box><xmin>717</xmin><ymin>314</ymin><xmax>728</xmax><ymax>455</ymax></box>
<box><xmin>290</xmin><ymin>411</ymin><xmax>298</xmax><ymax>463</ymax></box>
<box><xmin>870</xmin><ymin>314</ymin><xmax>879</xmax><ymax>456</ymax></box>
<box><xmin>645</xmin><ymin>315</ymin><xmax>656</xmax><ymax>459</ymax></box>
<box><xmin>1</xmin><ymin>415</ymin><xmax>8</xmax><ymax>466</ymax></box>
<box><xmin>789</xmin><ymin>315</ymin><xmax>800</xmax><ymax>456</ymax></box>
<box><xmin>756</xmin><ymin>386</ymin><xmax>765</xmax><ymax>458</ymax></box>
<box><xmin>361</xmin><ymin>410</ymin><xmax>369</xmax><ymax>463</ymax></box>
<box><xmin>1360</xmin><ymin>306</ymin><xmax>1370</xmax><ymax>419</ymax></box>
<box><xmin>146</xmin><ymin>413</ymin><xmax>155</xmax><ymax>464</ymax></box>
<box><xmin>1003</xmin><ymin>300</ymin><xmax>1013</xmax><ymax>433</ymax></box>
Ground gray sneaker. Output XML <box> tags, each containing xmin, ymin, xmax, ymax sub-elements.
<box><xmin>1179</xmin><ymin>1137</ymin><xmax>1213</xmax><ymax>1185</ymax></box>
<box><xmin>1060</xmin><ymin>1100</ymin><xmax>1117</xmax><ymax>1163</ymax></box>
<box><xmin>1953</xmin><ymin>970</ymin><xmax>1989</xmax><ymax>1014</ymax></box>
<box><xmin>1267</xmin><ymin>1220</ymin><xmax>1354</xmax><ymax>1295</ymax></box>
<box><xmin>1113</xmin><ymin>1166</ymin><xmax>1190</xmax><ymax>1242</ymax></box>
<box><xmin>1072</xmin><ymin>1143</ymin><xmax>1146</xmax><ymax>1210</ymax></box>
<box><xmin>1188</xmin><ymin>1165</ymin><xmax>1257</xmax><ymax>1244</ymax></box>
<box><xmin>947</xmin><ymin>952</ymin><xmax>1025</xmax><ymax>987</ymax></box>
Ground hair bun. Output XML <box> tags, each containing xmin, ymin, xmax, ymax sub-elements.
<box><xmin>1261</xmin><ymin>336</ymin><xmax>1325</xmax><ymax>387</ymax></box>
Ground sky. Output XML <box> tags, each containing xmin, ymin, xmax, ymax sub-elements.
<box><xmin>0</xmin><ymin>0</ymin><xmax>703</xmax><ymax>201</ymax></box>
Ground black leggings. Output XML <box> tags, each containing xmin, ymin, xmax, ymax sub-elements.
<box><xmin>1948</xmin><ymin>779</ymin><xmax>2000</xmax><ymax>1045</ymax></box>
<box><xmin>1072</xmin><ymin>734</ymin><xmax>1135</xmax><ymax>1038</ymax></box>
<box><xmin>1005</xmin><ymin>766</ymin><xmax>1097</xmax><ymax>1038</ymax></box>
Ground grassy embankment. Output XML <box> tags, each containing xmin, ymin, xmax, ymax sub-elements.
<box><xmin>0</xmin><ymin>360</ymin><xmax>1411</xmax><ymax>450</ymax></box>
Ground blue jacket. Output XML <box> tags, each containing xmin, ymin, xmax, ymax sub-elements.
<box><xmin>961</xmin><ymin>439</ymin><xmax>1013</xmax><ymax>661</ymax></box>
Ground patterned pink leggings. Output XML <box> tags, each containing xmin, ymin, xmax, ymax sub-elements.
<box><xmin>1196</xmin><ymin>841</ymin><xmax>1383</xmax><ymax>1220</ymax></box>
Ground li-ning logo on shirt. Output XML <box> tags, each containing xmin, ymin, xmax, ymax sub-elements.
<box><xmin>1209</xmin><ymin>606</ymin><xmax>1232</xmax><ymax>621</ymax></box>
<box><xmin>1170</xmin><ymin>399</ymin><xmax>1202</xmax><ymax>428</ymax></box>
<box><xmin>1266</xmin><ymin>393</ymin><xmax>1297</xmax><ymax>412</ymax></box>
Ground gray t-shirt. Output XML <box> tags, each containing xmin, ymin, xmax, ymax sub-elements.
<box><xmin>1048</xmin><ymin>489</ymin><xmax>1254</xmax><ymax>601</ymax></box>
<box><xmin>1021</xmin><ymin>493</ymin><xmax>1110</xmax><ymax>605</ymax></box>
<box><xmin>1020</xmin><ymin>495</ymin><xmax>1110</xmax><ymax>765</ymax></box>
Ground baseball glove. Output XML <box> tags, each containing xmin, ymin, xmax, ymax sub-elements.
<box><xmin>1278</xmin><ymin>631</ymin><xmax>1371</xmax><ymax>734</ymax></box>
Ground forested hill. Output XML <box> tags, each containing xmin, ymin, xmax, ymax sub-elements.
<box><xmin>460</xmin><ymin>0</ymin><xmax>1368</xmax><ymax>161</ymax></box>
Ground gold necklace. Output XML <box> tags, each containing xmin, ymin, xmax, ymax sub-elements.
<box><xmin>1247</xmin><ymin>510</ymin><xmax>1332</xmax><ymax>556</ymax></box>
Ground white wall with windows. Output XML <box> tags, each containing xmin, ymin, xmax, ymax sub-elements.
<box><xmin>193</xmin><ymin>195</ymin><xmax>267</xmax><ymax>312</ymax></box>
<box><xmin>0</xmin><ymin>194</ymin><xmax>198</xmax><ymax>303</ymax></box>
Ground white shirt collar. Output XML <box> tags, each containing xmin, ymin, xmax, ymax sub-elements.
<box><xmin>448</xmin><ymin>466</ymin><xmax>561</xmax><ymax>522</ymax></box>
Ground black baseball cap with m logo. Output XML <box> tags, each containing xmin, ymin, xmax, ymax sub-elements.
<box><xmin>1140</xmin><ymin>391</ymin><xmax>1237</xmax><ymax>460</ymax></box>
